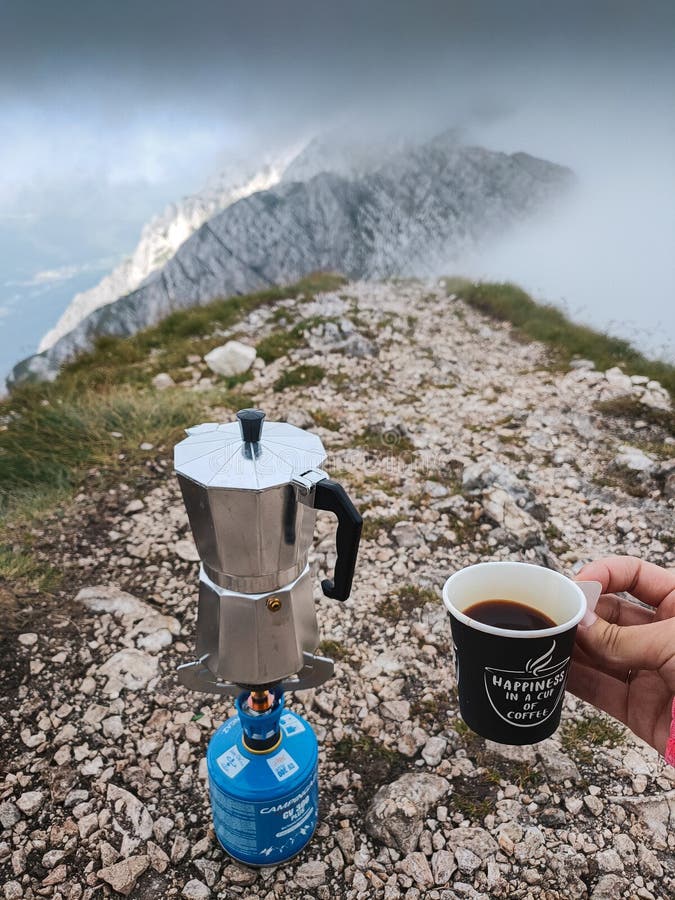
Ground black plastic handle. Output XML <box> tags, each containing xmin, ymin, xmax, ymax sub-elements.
<box><xmin>313</xmin><ymin>479</ymin><xmax>362</xmax><ymax>602</ymax></box>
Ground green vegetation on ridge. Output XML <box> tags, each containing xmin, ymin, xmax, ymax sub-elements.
<box><xmin>454</xmin><ymin>280</ymin><xmax>675</xmax><ymax>397</ymax></box>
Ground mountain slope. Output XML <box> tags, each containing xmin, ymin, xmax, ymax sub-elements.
<box><xmin>11</xmin><ymin>137</ymin><xmax>572</xmax><ymax>386</ymax></box>
<box><xmin>37</xmin><ymin>156</ymin><xmax>295</xmax><ymax>353</ymax></box>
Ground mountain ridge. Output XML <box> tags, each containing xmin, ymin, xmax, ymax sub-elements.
<box><xmin>10</xmin><ymin>137</ymin><xmax>573</xmax><ymax>387</ymax></box>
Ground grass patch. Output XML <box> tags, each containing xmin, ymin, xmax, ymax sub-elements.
<box><xmin>378</xmin><ymin>584</ymin><xmax>439</xmax><ymax>622</ymax></box>
<box><xmin>452</xmin><ymin>774</ymin><xmax>498</xmax><ymax>823</ymax></box>
<box><xmin>595</xmin><ymin>396</ymin><xmax>674</xmax><ymax>438</ymax></box>
<box><xmin>1</xmin><ymin>274</ymin><xmax>346</xmax><ymax>525</ymax></box>
<box><xmin>561</xmin><ymin>714</ymin><xmax>626</xmax><ymax>764</ymax></box>
<box><xmin>256</xmin><ymin>314</ymin><xmax>339</xmax><ymax>364</ymax></box>
<box><xmin>354</xmin><ymin>425</ymin><xmax>416</xmax><ymax>461</ymax></box>
<box><xmin>0</xmin><ymin>546</ymin><xmax>61</xmax><ymax>594</ymax></box>
<box><xmin>457</xmin><ymin>281</ymin><xmax>675</xmax><ymax>397</ymax></box>
<box><xmin>273</xmin><ymin>364</ymin><xmax>326</xmax><ymax>392</ymax></box>
<box><xmin>361</xmin><ymin>514</ymin><xmax>404</xmax><ymax>541</ymax></box>
<box><xmin>410</xmin><ymin>691</ymin><xmax>454</xmax><ymax>729</ymax></box>
<box><xmin>0</xmin><ymin>386</ymin><xmax>205</xmax><ymax>520</ymax></box>
<box><xmin>332</xmin><ymin>735</ymin><xmax>408</xmax><ymax>807</ymax></box>
<box><xmin>23</xmin><ymin>272</ymin><xmax>347</xmax><ymax>395</ymax></box>
<box><xmin>309</xmin><ymin>409</ymin><xmax>341</xmax><ymax>431</ymax></box>
<box><xmin>317</xmin><ymin>639</ymin><xmax>351</xmax><ymax>661</ymax></box>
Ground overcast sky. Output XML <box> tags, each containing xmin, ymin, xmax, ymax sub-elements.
<box><xmin>1</xmin><ymin>0</ymin><xmax>674</xmax><ymax>364</ymax></box>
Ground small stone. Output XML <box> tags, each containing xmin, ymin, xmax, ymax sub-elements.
<box><xmin>221</xmin><ymin>864</ymin><xmax>257</xmax><ymax>886</ymax></box>
<box><xmin>584</xmin><ymin>795</ymin><xmax>603</xmax><ymax>816</ymax></box>
<box><xmin>152</xmin><ymin>372</ymin><xmax>175</xmax><ymax>390</ymax></box>
<box><xmin>16</xmin><ymin>791</ymin><xmax>43</xmax><ymax>816</ymax></box>
<box><xmin>637</xmin><ymin>844</ymin><xmax>663</xmax><ymax>878</ymax></box>
<box><xmin>391</xmin><ymin>522</ymin><xmax>423</xmax><ymax>548</ymax></box>
<box><xmin>18</xmin><ymin>633</ymin><xmax>38</xmax><ymax>647</ymax></box>
<box><xmin>98</xmin><ymin>855</ymin><xmax>149</xmax><ymax>896</ymax></box>
<box><xmin>78</xmin><ymin>812</ymin><xmax>99</xmax><ymax>839</ymax></box>
<box><xmin>173</xmin><ymin>539</ymin><xmax>200</xmax><ymax>562</ymax></box>
<box><xmin>454</xmin><ymin>846</ymin><xmax>481</xmax><ymax>874</ymax></box>
<box><xmin>596</xmin><ymin>849</ymin><xmax>623</xmax><ymax>873</ymax></box>
<box><xmin>182</xmin><ymin>879</ymin><xmax>211</xmax><ymax>899</ymax></box>
<box><xmin>204</xmin><ymin>341</ymin><xmax>256</xmax><ymax>377</ymax></box>
<box><xmin>365</xmin><ymin>773</ymin><xmax>449</xmax><ymax>854</ymax></box>
<box><xmin>0</xmin><ymin>801</ymin><xmax>21</xmax><ymax>829</ymax></box>
<box><xmin>399</xmin><ymin>852</ymin><xmax>433</xmax><ymax>888</ymax></box>
<box><xmin>421</xmin><ymin>736</ymin><xmax>447</xmax><ymax>767</ymax></box>
<box><xmin>591</xmin><ymin>874</ymin><xmax>628</xmax><ymax>900</ymax></box>
<box><xmin>42</xmin><ymin>864</ymin><xmax>67</xmax><ymax>885</ymax></box>
<box><xmin>147</xmin><ymin>841</ymin><xmax>170</xmax><ymax>874</ymax></box>
<box><xmin>295</xmin><ymin>860</ymin><xmax>327</xmax><ymax>889</ymax></box>
<box><xmin>565</xmin><ymin>797</ymin><xmax>583</xmax><ymax>815</ymax></box>
<box><xmin>157</xmin><ymin>739</ymin><xmax>177</xmax><ymax>774</ymax></box>
<box><xmin>42</xmin><ymin>849</ymin><xmax>65</xmax><ymax>869</ymax></box>
<box><xmin>431</xmin><ymin>849</ymin><xmax>456</xmax><ymax>885</ymax></box>
<box><xmin>139</xmin><ymin>442</ymin><xmax>154</xmax><ymax>451</ymax></box>
<box><xmin>102</xmin><ymin>716</ymin><xmax>124</xmax><ymax>740</ymax></box>
<box><xmin>380</xmin><ymin>700</ymin><xmax>411</xmax><ymax>721</ymax></box>
<box><xmin>171</xmin><ymin>833</ymin><xmax>191</xmax><ymax>863</ymax></box>
<box><xmin>613</xmin><ymin>445</ymin><xmax>655</xmax><ymax>473</ymax></box>
<box><xmin>4</xmin><ymin>881</ymin><xmax>23</xmax><ymax>900</ymax></box>
<box><xmin>99</xmin><ymin>648</ymin><xmax>158</xmax><ymax>693</ymax></box>
<box><xmin>124</xmin><ymin>498</ymin><xmax>145</xmax><ymax>514</ymax></box>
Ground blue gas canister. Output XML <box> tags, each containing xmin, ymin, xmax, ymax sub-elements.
<box><xmin>207</xmin><ymin>691</ymin><xmax>319</xmax><ymax>866</ymax></box>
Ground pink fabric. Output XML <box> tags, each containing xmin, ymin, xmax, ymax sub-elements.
<box><xmin>666</xmin><ymin>697</ymin><xmax>675</xmax><ymax>767</ymax></box>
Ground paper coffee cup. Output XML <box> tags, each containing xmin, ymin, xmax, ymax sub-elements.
<box><xmin>443</xmin><ymin>562</ymin><xmax>588</xmax><ymax>745</ymax></box>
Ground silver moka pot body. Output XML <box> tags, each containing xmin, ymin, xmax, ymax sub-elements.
<box><xmin>175</xmin><ymin>410</ymin><xmax>362</xmax><ymax>694</ymax></box>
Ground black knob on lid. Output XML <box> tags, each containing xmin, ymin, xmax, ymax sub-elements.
<box><xmin>237</xmin><ymin>409</ymin><xmax>265</xmax><ymax>443</ymax></box>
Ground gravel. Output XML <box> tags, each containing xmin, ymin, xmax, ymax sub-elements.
<box><xmin>2</xmin><ymin>280</ymin><xmax>673</xmax><ymax>898</ymax></box>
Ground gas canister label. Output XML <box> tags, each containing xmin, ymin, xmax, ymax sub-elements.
<box><xmin>280</xmin><ymin>713</ymin><xmax>305</xmax><ymax>738</ymax></box>
<box><xmin>216</xmin><ymin>745</ymin><xmax>250</xmax><ymax>779</ymax></box>
<box><xmin>267</xmin><ymin>748</ymin><xmax>299</xmax><ymax>782</ymax></box>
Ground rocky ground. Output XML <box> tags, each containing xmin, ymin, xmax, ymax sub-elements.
<box><xmin>1</xmin><ymin>280</ymin><xmax>674</xmax><ymax>899</ymax></box>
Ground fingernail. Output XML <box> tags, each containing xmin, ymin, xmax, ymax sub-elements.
<box><xmin>580</xmin><ymin>609</ymin><xmax>598</xmax><ymax>629</ymax></box>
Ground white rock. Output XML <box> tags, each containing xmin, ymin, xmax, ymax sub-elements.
<box><xmin>454</xmin><ymin>846</ymin><xmax>481</xmax><ymax>874</ymax></box>
<box><xmin>99</xmin><ymin>649</ymin><xmax>159</xmax><ymax>693</ymax></box>
<box><xmin>137</xmin><ymin>629</ymin><xmax>174</xmax><ymax>652</ymax></box>
<box><xmin>182</xmin><ymin>879</ymin><xmax>211</xmax><ymax>899</ymax></box>
<box><xmin>173</xmin><ymin>538</ymin><xmax>201</xmax><ymax>562</ymax></box>
<box><xmin>98</xmin><ymin>855</ymin><xmax>149</xmax><ymax>896</ymax></box>
<box><xmin>157</xmin><ymin>739</ymin><xmax>177</xmax><ymax>774</ymax></box>
<box><xmin>124</xmin><ymin>498</ymin><xmax>145</xmax><ymax>514</ymax></box>
<box><xmin>106</xmin><ymin>784</ymin><xmax>154</xmax><ymax>840</ymax></box>
<box><xmin>380</xmin><ymin>700</ymin><xmax>411</xmax><ymax>721</ymax></box>
<box><xmin>152</xmin><ymin>372</ymin><xmax>175</xmax><ymax>390</ymax></box>
<box><xmin>0</xmin><ymin>801</ymin><xmax>21</xmax><ymax>828</ymax></box>
<box><xmin>17</xmin><ymin>633</ymin><xmax>38</xmax><ymax>647</ymax></box>
<box><xmin>16</xmin><ymin>791</ymin><xmax>43</xmax><ymax>816</ymax></box>
<box><xmin>399</xmin><ymin>851</ymin><xmax>433</xmax><ymax>887</ymax></box>
<box><xmin>421</xmin><ymin>736</ymin><xmax>447</xmax><ymax>767</ymax></box>
<box><xmin>365</xmin><ymin>773</ymin><xmax>449</xmax><ymax>853</ymax></box>
<box><xmin>613</xmin><ymin>445</ymin><xmax>655</xmax><ymax>473</ymax></box>
<box><xmin>102</xmin><ymin>716</ymin><xmax>124</xmax><ymax>739</ymax></box>
<box><xmin>431</xmin><ymin>849</ymin><xmax>456</xmax><ymax>885</ymax></box>
<box><xmin>204</xmin><ymin>340</ymin><xmax>256</xmax><ymax>377</ymax></box>
<box><xmin>295</xmin><ymin>860</ymin><xmax>327</xmax><ymax>889</ymax></box>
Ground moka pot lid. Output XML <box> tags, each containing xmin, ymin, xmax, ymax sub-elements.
<box><xmin>174</xmin><ymin>409</ymin><xmax>327</xmax><ymax>490</ymax></box>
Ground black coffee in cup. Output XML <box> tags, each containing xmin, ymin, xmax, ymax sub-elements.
<box><xmin>465</xmin><ymin>599</ymin><xmax>556</xmax><ymax>631</ymax></box>
<box><xmin>443</xmin><ymin>563</ymin><xmax>588</xmax><ymax>744</ymax></box>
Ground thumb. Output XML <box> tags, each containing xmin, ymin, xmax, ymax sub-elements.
<box><xmin>577</xmin><ymin>616</ymin><xmax>675</xmax><ymax>674</ymax></box>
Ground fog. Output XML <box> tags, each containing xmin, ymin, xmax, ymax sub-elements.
<box><xmin>1</xmin><ymin>0</ymin><xmax>674</xmax><ymax>377</ymax></box>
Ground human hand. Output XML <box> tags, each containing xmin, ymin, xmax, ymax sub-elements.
<box><xmin>567</xmin><ymin>555</ymin><xmax>675</xmax><ymax>757</ymax></box>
